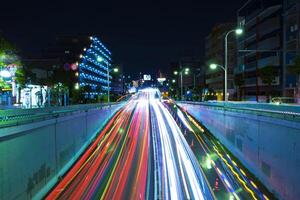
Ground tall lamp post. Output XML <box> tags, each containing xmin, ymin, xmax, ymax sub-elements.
<box><xmin>174</xmin><ymin>67</ymin><xmax>189</xmax><ymax>100</ymax></box>
<box><xmin>210</xmin><ymin>28</ymin><xmax>243</xmax><ymax>102</ymax></box>
<box><xmin>225</xmin><ymin>28</ymin><xmax>243</xmax><ymax>102</ymax></box>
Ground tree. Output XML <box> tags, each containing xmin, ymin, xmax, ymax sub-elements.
<box><xmin>288</xmin><ymin>55</ymin><xmax>300</xmax><ymax>102</ymax></box>
<box><xmin>259</xmin><ymin>65</ymin><xmax>276</xmax><ymax>102</ymax></box>
<box><xmin>0</xmin><ymin>34</ymin><xmax>15</xmax><ymax>55</ymax></box>
<box><xmin>234</xmin><ymin>75</ymin><xmax>245</xmax><ymax>101</ymax></box>
<box><xmin>52</xmin><ymin>83</ymin><xmax>68</xmax><ymax>106</ymax></box>
<box><xmin>0</xmin><ymin>33</ymin><xmax>19</xmax><ymax>66</ymax></box>
<box><xmin>0</xmin><ymin>34</ymin><xmax>22</xmax><ymax>105</ymax></box>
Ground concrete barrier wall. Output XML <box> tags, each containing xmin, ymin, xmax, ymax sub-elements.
<box><xmin>178</xmin><ymin>103</ymin><xmax>300</xmax><ymax>200</ymax></box>
<box><xmin>0</xmin><ymin>104</ymin><xmax>123</xmax><ymax>200</ymax></box>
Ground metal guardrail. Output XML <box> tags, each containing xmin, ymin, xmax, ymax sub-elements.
<box><xmin>0</xmin><ymin>102</ymin><xmax>125</xmax><ymax>129</ymax></box>
<box><xmin>177</xmin><ymin>101</ymin><xmax>300</xmax><ymax>122</ymax></box>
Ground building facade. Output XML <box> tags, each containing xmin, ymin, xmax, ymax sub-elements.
<box><xmin>45</xmin><ymin>35</ymin><xmax>112</xmax><ymax>99</ymax></box>
<box><xmin>78</xmin><ymin>36</ymin><xmax>112</xmax><ymax>95</ymax></box>
<box><xmin>205</xmin><ymin>23</ymin><xmax>237</xmax><ymax>101</ymax></box>
<box><xmin>283</xmin><ymin>0</ymin><xmax>300</xmax><ymax>99</ymax></box>
<box><xmin>237</xmin><ymin>0</ymin><xmax>283</xmax><ymax>101</ymax></box>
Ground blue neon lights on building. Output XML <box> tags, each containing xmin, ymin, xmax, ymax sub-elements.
<box><xmin>78</xmin><ymin>36</ymin><xmax>112</xmax><ymax>92</ymax></box>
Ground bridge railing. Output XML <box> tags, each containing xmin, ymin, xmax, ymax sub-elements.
<box><xmin>0</xmin><ymin>102</ymin><xmax>124</xmax><ymax>129</ymax></box>
<box><xmin>177</xmin><ymin>101</ymin><xmax>300</xmax><ymax>122</ymax></box>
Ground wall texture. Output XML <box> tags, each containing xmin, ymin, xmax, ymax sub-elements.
<box><xmin>0</xmin><ymin>104</ymin><xmax>123</xmax><ymax>200</ymax></box>
<box><xmin>178</xmin><ymin>103</ymin><xmax>300</xmax><ymax>200</ymax></box>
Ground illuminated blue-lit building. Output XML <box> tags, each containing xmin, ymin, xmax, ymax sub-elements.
<box><xmin>78</xmin><ymin>36</ymin><xmax>112</xmax><ymax>94</ymax></box>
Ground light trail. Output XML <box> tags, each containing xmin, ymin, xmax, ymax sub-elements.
<box><xmin>174</xmin><ymin>103</ymin><xmax>272</xmax><ymax>200</ymax></box>
<box><xmin>46</xmin><ymin>89</ymin><xmax>214</xmax><ymax>200</ymax></box>
<box><xmin>151</xmin><ymin>99</ymin><xmax>213</xmax><ymax>200</ymax></box>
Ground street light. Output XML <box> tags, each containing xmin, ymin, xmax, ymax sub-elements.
<box><xmin>113</xmin><ymin>68</ymin><xmax>119</xmax><ymax>73</ymax></box>
<box><xmin>209</xmin><ymin>63</ymin><xmax>227</xmax><ymax>101</ymax></box>
<box><xmin>223</xmin><ymin>27</ymin><xmax>243</xmax><ymax>102</ymax></box>
<box><xmin>174</xmin><ymin>67</ymin><xmax>190</xmax><ymax>101</ymax></box>
<box><xmin>209</xmin><ymin>64</ymin><xmax>217</xmax><ymax>70</ymax></box>
<box><xmin>235</xmin><ymin>28</ymin><xmax>243</xmax><ymax>35</ymax></box>
<box><xmin>74</xmin><ymin>83</ymin><xmax>79</xmax><ymax>90</ymax></box>
<box><xmin>97</xmin><ymin>56</ymin><xmax>104</xmax><ymax>62</ymax></box>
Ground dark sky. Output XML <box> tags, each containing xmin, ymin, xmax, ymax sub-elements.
<box><xmin>1</xmin><ymin>0</ymin><xmax>244</xmax><ymax>78</ymax></box>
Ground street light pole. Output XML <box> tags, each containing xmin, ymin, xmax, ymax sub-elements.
<box><xmin>224</xmin><ymin>28</ymin><xmax>243</xmax><ymax>102</ymax></box>
<box><xmin>224</xmin><ymin>30</ymin><xmax>235</xmax><ymax>102</ymax></box>
<box><xmin>98</xmin><ymin>56</ymin><xmax>110</xmax><ymax>104</ymax></box>
<box><xmin>174</xmin><ymin>66</ymin><xmax>189</xmax><ymax>101</ymax></box>
<box><xmin>180</xmin><ymin>70</ymin><xmax>183</xmax><ymax>100</ymax></box>
<box><xmin>106</xmin><ymin>61</ymin><xmax>110</xmax><ymax>104</ymax></box>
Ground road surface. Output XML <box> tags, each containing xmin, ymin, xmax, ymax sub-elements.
<box><xmin>46</xmin><ymin>89</ymin><xmax>214</xmax><ymax>200</ymax></box>
<box><xmin>168</xmin><ymin>101</ymin><xmax>273</xmax><ymax>200</ymax></box>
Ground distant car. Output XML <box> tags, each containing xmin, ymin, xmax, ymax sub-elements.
<box><xmin>161</xmin><ymin>96</ymin><xmax>169</xmax><ymax>102</ymax></box>
<box><xmin>161</xmin><ymin>91</ymin><xmax>169</xmax><ymax>99</ymax></box>
<box><xmin>271</xmin><ymin>97</ymin><xmax>282</xmax><ymax>105</ymax></box>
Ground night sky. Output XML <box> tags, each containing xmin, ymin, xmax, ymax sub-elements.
<box><xmin>1</xmin><ymin>0</ymin><xmax>244</xmax><ymax>78</ymax></box>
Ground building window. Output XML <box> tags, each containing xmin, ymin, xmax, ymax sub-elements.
<box><xmin>295</xmin><ymin>24</ymin><xmax>298</xmax><ymax>31</ymax></box>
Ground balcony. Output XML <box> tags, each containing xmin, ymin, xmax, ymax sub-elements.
<box><xmin>259</xmin><ymin>17</ymin><xmax>281</xmax><ymax>37</ymax></box>
<box><xmin>257</xmin><ymin>37</ymin><xmax>280</xmax><ymax>50</ymax></box>
<box><xmin>257</xmin><ymin>56</ymin><xmax>280</xmax><ymax>68</ymax></box>
<box><xmin>245</xmin><ymin>61</ymin><xmax>257</xmax><ymax>72</ymax></box>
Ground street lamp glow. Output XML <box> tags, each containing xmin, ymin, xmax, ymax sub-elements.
<box><xmin>0</xmin><ymin>70</ymin><xmax>11</xmax><ymax>78</ymax></box>
<box><xmin>174</xmin><ymin>71</ymin><xmax>178</xmax><ymax>75</ymax></box>
<box><xmin>74</xmin><ymin>83</ymin><xmax>79</xmax><ymax>90</ymax></box>
<box><xmin>210</xmin><ymin>63</ymin><xmax>218</xmax><ymax>70</ymax></box>
<box><xmin>113</xmin><ymin>68</ymin><xmax>119</xmax><ymax>73</ymax></box>
<box><xmin>185</xmin><ymin>68</ymin><xmax>190</xmax><ymax>72</ymax></box>
<box><xmin>97</xmin><ymin>56</ymin><xmax>104</xmax><ymax>62</ymax></box>
<box><xmin>184</xmin><ymin>71</ymin><xmax>189</xmax><ymax>75</ymax></box>
<box><xmin>172</xmin><ymin>79</ymin><xmax>176</xmax><ymax>83</ymax></box>
<box><xmin>235</xmin><ymin>28</ymin><xmax>243</xmax><ymax>35</ymax></box>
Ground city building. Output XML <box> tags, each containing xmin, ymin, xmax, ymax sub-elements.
<box><xmin>283</xmin><ymin>0</ymin><xmax>300</xmax><ymax>99</ymax></box>
<box><xmin>45</xmin><ymin>35</ymin><xmax>112</xmax><ymax>99</ymax></box>
<box><xmin>205</xmin><ymin>23</ymin><xmax>237</xmax><ymax>101</ymax></box>
<box><xmin>237</xmin><ymin>0</ymin><xmax>283</xmax><ymax>101</ymax></box>
<box><xmin>78</xmin><ymin>36</ymin><xmax>112</xmax><ymax>97</ymax></box>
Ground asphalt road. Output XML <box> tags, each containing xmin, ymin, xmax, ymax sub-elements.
<box><xmin>167</xmin><ymin>101</ymin><xmax>273</xmax><ymax>200</ymax></box>
<box><xmin>45</xmin><ymin>89</ymin><xmax>221</xmax><ymax>200</ymax></box>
